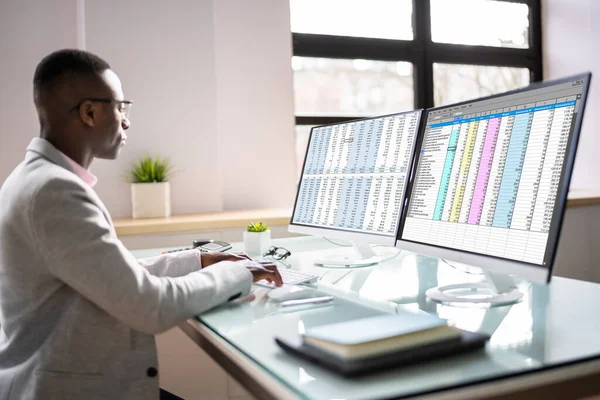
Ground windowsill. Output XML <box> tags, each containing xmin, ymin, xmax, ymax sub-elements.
<box><xmin>565</xmin><ymin>189</ymin><xmax>600</xmax><ymax>207</ymax></box>
<box><xmin>113</xmin><ymin>192</ymin><xmax>600</xmax><ymax>236</ymax></box>
<box><xmin>113</xmin><ymin>208</ymin><xmax>293</xmax><ymax>236</ymax></box>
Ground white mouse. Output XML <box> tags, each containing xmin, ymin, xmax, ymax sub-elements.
<box><xmin>267</xmin><ymin>285</ymin><xmax>317</xmax><ymax>302</ymax></box>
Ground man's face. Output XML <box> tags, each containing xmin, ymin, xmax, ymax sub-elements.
<box><xmin>91</xmin><ymin>70</ymin><xmax>130</xmax><ymax>160</ymax></box>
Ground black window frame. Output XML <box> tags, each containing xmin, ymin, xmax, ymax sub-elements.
<box><xmin>292</xmin><ymin>0</ymin><xmax>542</xmax><ymax>126</ymax></box>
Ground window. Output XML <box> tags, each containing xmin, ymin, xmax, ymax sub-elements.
<box><xmin>433</xmin><ymin>63</ymin><xmax>530</xmax><ymax>106</ymax></box>
<box><xmin>293</xmin><ymin>57</ymin><xmax>414</xmax><ymax>117</ymax></box>
<box><xmin>290</xmin><ymin>0</ymin><xmax>413</xmax><ymax>40</ymax></box>
<box><xmin>290</xmin><ymin>0</ymin><xmax>542</xmax><ymax>175</ymax></box>
<box><xmin>430</xmin><ymin>0</ymin><xmax>530</xmax><ymax>49</ymax></box>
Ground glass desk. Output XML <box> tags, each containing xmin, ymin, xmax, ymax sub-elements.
<box><xmin>134</xmin><ymin>236</ymin><xmax>600</xmax><ymax>400</ymax></box>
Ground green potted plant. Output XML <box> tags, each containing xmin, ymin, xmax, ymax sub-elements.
<box><xmin>243</xmin><ymin>222</ymin><xmax>271</xmax><ymax>255</ymax></box>
<box><xmin>129</xmin><ymin>155</ymin><xmax>173</xmax><ymax>219</ymax></box>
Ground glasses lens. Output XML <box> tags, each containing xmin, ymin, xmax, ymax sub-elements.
<box><xmin>121</xmin><ymin>102</ymin><xmax>132</xmax><ymax>119</ymax></box>
<box><xmin>263</xmin><ymin>246</ymin><xmax>276</xmax><ymax>257</ymax></box>
<box><xmin>273</xmin><ymin>247</ymin><xmax>291</xmax><ymax>260</ymax></box>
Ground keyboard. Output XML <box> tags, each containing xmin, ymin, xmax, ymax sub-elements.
<box><xmin>256</xmin><ymin>268</ymin><xmax>319</xmax><ymax>287</ymax></box>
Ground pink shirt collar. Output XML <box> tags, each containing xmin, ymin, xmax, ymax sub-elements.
<box><xmin>59</xmin><ymin>151</ymin><xmax>98</xmax><ymax>188</ymax></box>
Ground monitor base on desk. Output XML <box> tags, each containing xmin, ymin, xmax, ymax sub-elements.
<box><xmin>314</xmin><ymin>241</ymin><xmax>382</xmax><ymax>268</ymax></box>
<box><xmin>426</xmin><ymin>271</ymin><xmax>524</xmax><ymax>307</ymax></box>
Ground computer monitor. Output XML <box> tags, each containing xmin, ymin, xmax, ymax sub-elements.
<box><xmin>396</xmin><ymin>73</ymin><xmax>591</xmax><ymax>305</ymax></box>
<box><xmin>289</xmin><ymin>110</ymin><xmax>423</xmax><ymax>267</ymax></box>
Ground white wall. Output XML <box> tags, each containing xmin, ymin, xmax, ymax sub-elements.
<box><xmin>543</xmin><ymin>0</ymin><xmax>600</xmax><ymax>189</ymax></box>
<box><xmin>213</xmin><ymin>0</ymin><xmax>297</xmax><ymax>211</ymax></box>
<box><xmin>0</xmin><ymin>0</ymin><xmax>297</xmax><ymax>217</ymax></box>
<box><xmin>84</xmin><ymin>0</ymin><xmax>223</xmax><ymax>216</ymax></box>
<box><xmin>0</xmin><ymin>0</ymin><xmax>82</xmax><ymax>190</ymax></box>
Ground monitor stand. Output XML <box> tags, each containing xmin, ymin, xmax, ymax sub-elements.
<box><xmin>425</xmin><ymin>270</ymin><xmax>524</xmax><ymax>307</ymax></box>
<box><xmin>314</xmin><ymin>241</ymin><xmax>382</xmax><ymax>268</ymax></box>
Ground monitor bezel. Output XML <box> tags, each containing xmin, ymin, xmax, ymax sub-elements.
<box><xmin>395</xmin><ymin>72</ymin><xmax>592</xmax><ymax>284</ymax></box>
<box><xmin>289</xmin><ymin>109</ymin><xmax>423</xmax><ymax>246</ymax></box>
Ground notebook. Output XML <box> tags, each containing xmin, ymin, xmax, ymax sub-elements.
<box><xmin>276</xmin><ymin>329</ymin><xmax>490</xmax><ymax>377</ymax></box>
<box><xmin>302</xmin><ymin>313</ymin><xmax>462</xmax><ymax>361</ymax></box>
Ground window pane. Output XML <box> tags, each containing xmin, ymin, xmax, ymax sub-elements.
<box><xmin>431</xmin><ymin>0</ymin><xmax>529</xmax><ymax>49</ymax></box>
<box><xmin>293</xmin><ymin>57</ymin><xmax>414</xmax><ymax>117</ymax></box>
<box><xmin>295</xmin><ymin>125</ymin><xmax>315</xmax><ymax>179</ymax></box>
<box><xmin>433</xmin><ymin>63</ymin><xmax>530</xmax><ymax>106</ymax></box>
<box><xmin>290</xmin><ymin>0</ymin><xmax>413</xmax><ymax>40</ymax></box>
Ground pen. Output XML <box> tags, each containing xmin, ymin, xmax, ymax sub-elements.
<box><xmin>279</xmin><ymin>296</ymin><xmax>334</xmax><ymax>308</ymax></box>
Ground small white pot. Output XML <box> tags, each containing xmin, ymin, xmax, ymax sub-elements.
<box><xmin>131</xmin><ymin>182</ymin><xmax>171</xmax><ymax>219</ymax></box>
<box><xmin>243</xmin><ymin>230</ymin><xmax>271</xmax><ymax>256</ymax></box>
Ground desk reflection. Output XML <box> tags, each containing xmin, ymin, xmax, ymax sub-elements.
<box><xmin>313</xmin><ymin>250</ymin><xmax>548</xmax><ymax>363</ymax></box>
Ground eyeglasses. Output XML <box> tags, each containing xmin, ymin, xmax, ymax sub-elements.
<box><xmin>263</xmin><ymin>246</ymin><xmax>291</xmax><ymax>261</ymax></box>
<box><xmin>69</xmin><ymin>98</ymin><xmax>133</xmax><ymax>119</ymax></box>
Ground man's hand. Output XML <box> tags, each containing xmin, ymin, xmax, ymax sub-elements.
<box><xmin>246</xmin><ymin>261</ymin><xmax>283</xmax><ymax>287</ymax></box>
<box><xmin>200</xmin><ymin>252</ymin><xmax>283</xmax><ymax>287</ymax></box>
<box><xmin>200</xmin><ymin>252</ymin><xmax>251</xmax><ymax>268</ymax></box>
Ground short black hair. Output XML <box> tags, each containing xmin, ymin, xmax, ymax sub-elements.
<box><xmin>33</xmin><ymin>49</ymin><xmax>110</xmax><ymax>93</ymax></box>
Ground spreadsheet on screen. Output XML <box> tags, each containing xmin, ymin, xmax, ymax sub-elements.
<box><xmin>401</xmin><ymin>79</ymin><xmax>586</xmax><ymax>265</ymax></box>
<box><xmin>293</xmin><ymin>111</ymin><xmax>420</xmax><ymax>237</ymax></box>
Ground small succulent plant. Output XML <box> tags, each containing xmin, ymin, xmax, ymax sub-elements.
<box><xmin>246</xmin><ymin>222</ymin><xmax>269</xmax><ymax>232</ymax></box>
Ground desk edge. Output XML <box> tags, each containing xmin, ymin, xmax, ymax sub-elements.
<box><xmin>179</xmin><ymin>320</ymin><xmax>300</xmax><ymax>400</ymax></box>
<box><xmin>182</xmin><ymin>319</ymin><xmax>600</xmax><ymax>400</ymax></box>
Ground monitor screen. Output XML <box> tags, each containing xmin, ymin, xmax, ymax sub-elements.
<box><xmin>291</xmin><ymin>110</ymin><xmax>422</xmax><ymax>240</ymax></box>
<box><xmin>398</xmin><ymin>74</ymin><xmax>590</xmax><ymax>272</ymax></box>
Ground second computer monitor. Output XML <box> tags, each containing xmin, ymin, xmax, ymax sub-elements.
<box><xmin>289</xmin><ymin>110</ymin><xmax>422</xmax><ymax>266</ymax></box>
<box><xmin>397</xmin><ymin>73</ymin><xmax>591</xmax><ymax>287</ymax></box>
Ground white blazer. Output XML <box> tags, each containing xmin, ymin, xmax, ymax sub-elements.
<box><xmin>0</xmin><ymin>138</ymin><xmax>252</xmax><ymax>399</ymax></box>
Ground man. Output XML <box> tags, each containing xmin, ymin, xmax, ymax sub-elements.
<box><xmin>0</xmin><ymin>49</ymin><xmax>282</xmax><ymax>400</ymax></box>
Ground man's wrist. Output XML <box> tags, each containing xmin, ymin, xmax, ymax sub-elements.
<box><xmin>195</xmin><ymin>250</ymin><xmax>204</xmax><ymax>269</ymax></box>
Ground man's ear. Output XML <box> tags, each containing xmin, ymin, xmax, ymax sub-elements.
<box><xmin>78</xmin><ymin>101</ymin><xmax>96</xmax><ymax>127</ymax></box>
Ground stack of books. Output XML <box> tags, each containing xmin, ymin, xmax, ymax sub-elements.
<box><xmin>276</xmin><ymin>312</ymin><xmax>489</xmax><ymax>376</ymax></box>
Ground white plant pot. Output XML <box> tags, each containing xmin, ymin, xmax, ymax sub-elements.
<box><xmin>131</xmin><ymin>182</ymin><xmax>171</xmax><ymax>219</ymax></box>
<box><xmin>243</xmin><ymin>230</ymin><xmax>271</xmax><ymax>256</ymax></box>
